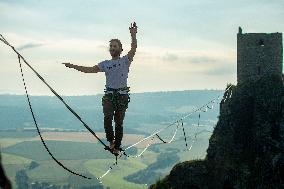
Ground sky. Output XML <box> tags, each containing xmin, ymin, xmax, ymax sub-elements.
<box><xmin>0</xmin><ymin>0</ymin><xmax>283</xmax><ymax>95</ymax></box>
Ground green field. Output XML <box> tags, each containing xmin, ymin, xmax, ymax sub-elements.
<box><xmin>0</xmin><ymin>138</ymin><xmax>32</xmax><ymax>148</ymax></box>
<box><xmin>0</xmin><ymin>135</ymin><xmax>160</xmax><ymax>189</ymax></box>
<box><xmin>28</xmin><ymin>160</ymin><xmax>75</xmax><ymax>183</ymax></box>
<box><xmin>2</xmin><ymin>152</ymin><xmax>152</xmax><ymax>188</ymax></box>
<box><xmin>2</xmin><ymin>140</ymin><xmax>114</xmax><ymax>161</ymax></box>
<box><xmin>2</xmin><ymin>153</ymin><xmax>32</xmax><ymax>164</ymax></box>
<box><xmin>0</xmin><ymin>130</ymin><xmax>210</xmax><ymax>189</ymax></box>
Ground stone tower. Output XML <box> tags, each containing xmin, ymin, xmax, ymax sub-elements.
<box><xmin>237</xmin><ymin>27</ymin><xmax>283</xmax><ymax>84</ymax></box>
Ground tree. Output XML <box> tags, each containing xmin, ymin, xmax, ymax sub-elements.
<box><xmin>15</xmin><ymin>169</ymin><xmax>29</xmax><ymax>189</ymax></box>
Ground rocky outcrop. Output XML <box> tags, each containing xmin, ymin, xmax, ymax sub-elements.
<box><xmin>150</xmin><ymin>74</ymin><xmax>284</xmax><ymax>189</ymax></box>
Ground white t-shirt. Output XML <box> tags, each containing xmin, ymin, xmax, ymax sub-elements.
<box><xmin>97</xmin><ymin>55</ymin><xmax>131</xmax><ymax>89</ymax></box>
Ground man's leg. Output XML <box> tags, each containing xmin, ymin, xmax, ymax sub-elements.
<box><xmin>114</xmin><ymin>109</ymin><xmax>126</xmax><ymax>149</ymax></box>
<box><xmin>114</xmin><ymin>94</ymin><xmax>129</xmax><ymax>149</ymax></box>
<box><xmin>102</xmin><ymin>95</ymin><xmax>115</xmax><ymax>145</ymax></box>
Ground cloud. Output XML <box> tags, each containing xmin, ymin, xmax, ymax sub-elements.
<box><xmin>187</xmin><ymin>56</ymin><xmax>219</xmax><ymax>64</ymax></box>
<box><xmin>132</xmin><ymin>47</ymin><xmax>236</xmax><ymax>78</ymax></box>
<box><xmin>162</xmin><ymin>53</ymin><xmax>179</xmax><ymax>62</ymax></box>
<box><xmin>17</xmin><ymin>43</ymin><xmax>44</xmax><ymax>51</ymax></box>
<box><xmin>204</xmin><ymin>63</ymin><xmax>236</xmax><ymax>76</ymax></box>
<box><xmin>157</xmin><ymin>52</ymin><xmax>235</xmax><ymax>75</ymax></box>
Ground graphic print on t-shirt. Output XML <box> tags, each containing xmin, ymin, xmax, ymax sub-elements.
<box><xmin>97</xmin><ymin>55</ymin><xmax>131</xmax><ymax>89</ymax></box>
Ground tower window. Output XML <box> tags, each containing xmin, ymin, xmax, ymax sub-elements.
<box><xmin>258</xmin><ymin>66</ymin><xmax>261</xmax><ymax>75</ymax></box>
<box><xmin>259</xmin><ymin>39</ymin><xmax>264</xmax><ymax>47</ymax></box>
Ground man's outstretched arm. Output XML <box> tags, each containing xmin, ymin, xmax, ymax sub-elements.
<box><xmin>127</xmin><ymin>22</ymin><xmax>138</xmax><ymax>62</ymax></box>
<box><xmin>62</xmin><ymin>63</ymin><xmax>101</xmax><ymax>73</ymax></box>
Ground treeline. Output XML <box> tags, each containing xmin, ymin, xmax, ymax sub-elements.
<box><xmin>124</xmin><ymin>150</ymin><xmax>180</xmax><ymax>185</ymax></box>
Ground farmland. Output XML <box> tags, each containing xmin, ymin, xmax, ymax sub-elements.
<box><xmin>1</xmin><ymin>129</ymin><xmax>211</xmax><ymax>188</ymax></box>
<box><xmin>0</xmin><ymin>91</ymin><xmax>220</xmax><ymax>188</ymax></box>
<box><xmin>1</xmin><ymin>131</ymin><xmax>162</xmax><ymax>188</ymax></box>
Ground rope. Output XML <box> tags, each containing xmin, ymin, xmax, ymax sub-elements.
<box><xmin>98</xmin><ymin>161</ymin><xmax>118</xmax><ymax>180</ymax></box>
<box><xmin>17</xmin><ymin>55</ymin><xmax>91</xmax><ymax>179</ymax></box>
<box><xmin>181</xmin><ymin>121</ymin><xmax>188</xmax><ymax>150</ymax></box>
<box><xmin>122</xmin><ymin>91</ymin><xmax>228</xmax><ymax>153</ymax></box>
<box><xmin>103</xmin><ymin>100</ymin><xmax>220</xmax><ymax>179</ymax></box>
<box><xmin>155</xmin><ymin>123</ymin><xmax>180</xmax><ymax>144</ymax></box>
<box><xmin>99</xmin><ymin>124</ymin><xmax>182</xmax><ymax>179</ymax></box>
<box><xmin>155</xmin><ymin>134</ymin><xmax>167</xmax><ymax>144</ymax></box>
<box><xmin>134</xmin><ymin>137</ymin><xmax>155</xmax><ymax>158</ymax></box>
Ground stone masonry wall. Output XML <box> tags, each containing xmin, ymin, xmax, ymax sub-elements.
<box><xmin>237</xmin><ymin>29</ymin><xmax>282</xmax><ymax>84</ymax></box>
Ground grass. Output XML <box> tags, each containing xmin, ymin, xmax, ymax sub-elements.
<box><xmin>2</xmin><ymin>140</ymin><xmax>114</xmax><ymax>161</ymax></box>
<box><xmin>85</xmin><ymin>158</ymin><xmax>148</xmax><ymax>189</ymax></box>
<box><xmin>1</xmin><ymin>153</ymin><xmax>32</xmax><ymax>165</ymax></box>
<box><xmin>0</xmin><ymin>138</ymin><xmax>32</xmax><ymax>148</ymax></box>
<box><xmin>27</xmin><ymin>160</ymin><xmax>77</xmax><ymax>184</ymax></box>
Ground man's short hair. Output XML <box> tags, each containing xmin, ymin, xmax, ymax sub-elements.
<box><xmin>109</xmin><ymin>39</ymin><xmax>123</xmax><ymax>51</ymax></box>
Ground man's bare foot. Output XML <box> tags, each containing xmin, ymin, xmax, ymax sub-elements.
<box><xmin>112</xmin><ymin>148</ymin><xmax>120</xmax><ymax>156</ymax></box>
<box><xmin>109</xmin><ymin>140</ymin><xmax>115</xmax><ymax>150</ymax></box>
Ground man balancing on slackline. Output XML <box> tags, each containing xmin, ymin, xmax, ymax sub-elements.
<box><xmin>63</xmin><ymin>22</ymin><xmax>137</xmax><ymax>155</ymax></box>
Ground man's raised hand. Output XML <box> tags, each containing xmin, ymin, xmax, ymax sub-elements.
<box><xmin>129</xmin><ymin>22</ymin><xmax>138</xmax><ymax>36</ymax></box>
<box><xmin>62</xmin><ymin>62</ymin><xmax>73</xmax><ymax>68</ymax></box>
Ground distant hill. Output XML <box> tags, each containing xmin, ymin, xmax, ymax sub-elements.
<box><xmin>0</xmin><ymin>90</ymin><xmax>222</xmax><ymax>134</ymax></box>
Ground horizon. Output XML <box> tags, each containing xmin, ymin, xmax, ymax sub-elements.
<box><xmin>0</xmin><ymin>88</ymin><xmax>225</xmax><ymax>96</ymax></box>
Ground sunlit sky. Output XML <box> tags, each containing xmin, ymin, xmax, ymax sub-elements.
<box><xmin>0</xmin><ymin>0</ymin><xmax>283</xmax><ymax>95</ymax></box>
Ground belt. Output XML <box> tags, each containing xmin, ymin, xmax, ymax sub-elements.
<box><xmin>104</xmin><ymin>87</ymin><xmax>130</xmax><ymax>94</ymax></box>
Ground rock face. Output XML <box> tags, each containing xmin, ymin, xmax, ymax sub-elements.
<box><xmin>150</xmin><ymin>74</ymin><xmax>284</xmax><ymax>189</ymax></box>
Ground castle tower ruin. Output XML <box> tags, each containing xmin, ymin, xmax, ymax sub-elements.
<box><xmin>237</xmin><ymin>27</ymin><xmax>283</xmax><ymax>84</ymax></box>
